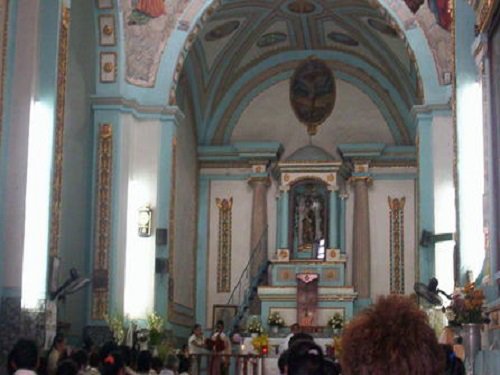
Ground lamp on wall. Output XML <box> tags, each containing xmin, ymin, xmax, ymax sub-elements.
<box><xmin>138</xmin><ymin>206</ymin><xmax>152</xmax><ymax>237</ymax></box>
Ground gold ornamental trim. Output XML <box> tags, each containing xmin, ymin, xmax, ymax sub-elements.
<box><xmin>216</xmin><ymin>197</ymin><xmax>233</xmax><ymax>292</ymax></box>
<box><xmin>49</xmin><ymin>6</ymin><xmax>70</xmax><ymax>257</ymax></box>
<box><xmin>388</xmin><ymin>196</ymin><xmax>406</xmax><ymax>294</ymax></box>
<box><xmin>476</xmin><ymin>0</ymin><xmax>499</xmax><ymax>33</ymax></box>
<box><xmin>91</xmin><ymin>123</ymin><xmax>113</xmax><ymax>320</ymax></box>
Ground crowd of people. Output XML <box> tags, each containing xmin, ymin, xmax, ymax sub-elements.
<box><xmin>6</xmin><ymin>294</ymin><xmax>466</xmax><ymax>375</ymax></box>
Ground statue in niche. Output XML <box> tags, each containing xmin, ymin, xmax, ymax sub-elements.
<box><xmin>290</xmin><ymin>180</ymin><xmax>328</xmax><ymax>257</ymax></box>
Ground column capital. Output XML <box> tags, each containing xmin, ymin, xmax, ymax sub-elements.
<box><xmin>349</xmin><ymin>175</ymin><xmax>373</xmax><ymax>187</ymax></box>
<box><xmin>248</xmin><ymin>175</ymin><xmax>271</xmax><ymax>188</ymax></box>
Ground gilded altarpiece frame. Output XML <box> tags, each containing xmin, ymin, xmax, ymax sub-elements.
<box><xmin>92</xmin><ymin>124</ymin><xmax>113</xmax><ymax>320</ymax></box>
<box><xmin>216</xmin><ymin>197</ymin><xmax>232</xmax><ymax>293</ymax></box>
<box><xmin>49</xmin><ymin>6</ymin><xmax>70</xmax><ymax>258</ymax></box>
<box><xmin>388</xmin><ymin>197</ymin><xmax>406</xmax><ymax>294</ymax></box>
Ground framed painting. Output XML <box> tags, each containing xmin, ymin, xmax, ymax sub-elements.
<box><xmin>96</xmin><ymin>0</ymin><xmax>113</xmax><ymax>9</ymax></box>
<box><xmin>100</xmin><ymin>52</ymin><xmax>117</xmax><ymax>83</ymax></box>
<box><xmin>99</xmin><ymin>15</ymin><xmax>116</xmax><ymax>46</ymax></box>
<box><xmin>212</xmin><ymin>304</ymin><xmax>237</xmax><ymax>330</ymax></box>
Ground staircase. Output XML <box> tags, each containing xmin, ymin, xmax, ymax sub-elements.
<box><xmin>226</xmin><ymin>228</ymin><xmax>269</xmax><ymax>329</ymax></box>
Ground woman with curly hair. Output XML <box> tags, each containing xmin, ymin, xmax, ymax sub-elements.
<box><xmin>341</xmin><ymin>294</ymin><xmax>445</xmax><ymax>375</ymax></box>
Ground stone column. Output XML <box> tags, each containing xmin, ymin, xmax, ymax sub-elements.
<box><xmin>248</xmin><ymin>176</ymin><xmax>271</xmax><ymax>276</ymax></box>
<box><xmin>339</xmin><ymin>193</ymin><xmax>347</xmax><ymax>254</ymax></box>
<box><xmin>351</xmin><ymin>174</ymin><xmax>372</xmax><ymax>299</ymax></box>
<box><xmin>328</xmin><ymin>188</ymin><xmax>339</xmax><ymax>249</ymax></box>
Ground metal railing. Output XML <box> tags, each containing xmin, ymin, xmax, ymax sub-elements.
<box><xmin>226</xmin><ymin>227</ymin><xmax>269</xmax><ymax>326</ymax></box>
<box><xmin>189</xmin><ymin>353</ymin><xmax>266</xmax><ymax>375</ymax></box>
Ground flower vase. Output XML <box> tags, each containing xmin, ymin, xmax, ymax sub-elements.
<box><xmin>461</xmin><ymin>323</ymin><xmax>482</xmax><ymax>375</ymax></box>
<box><xmin>271</xmin><ymin>326</ymin><xmax>279</xmax><ymax>335</ymax></box>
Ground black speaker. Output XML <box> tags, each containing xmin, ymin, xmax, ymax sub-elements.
<box><xmin>155</xmin><ymin>258</ymin><xmax>168</xmax><ymax>274</ymax></box>
<box><xmin>156</xmin><ymin>228</ymin><xmax>167</xmax><ymax>245</ymax></box>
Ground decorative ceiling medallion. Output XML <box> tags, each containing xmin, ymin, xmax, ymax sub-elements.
<box><xmin>327</xmin><ymin>32</ymin><xmax>359</xmax><ymax>46</ymax></box>
<box><xmin>257</xmin><ymin>32</ymin><xmax>287</xmax><ymax>48</ymax></box>
<box><xmin>367</xmin><ymin>18</ymin><xmax>398</xmax><ymax>37</ymax></box>
<box><xmin>204</xmin><ymin>20</ymin><xmax>240</xmax><ymax>41</ymax></box>
<box><xmin>288</xmin><ymin>0</ymin><xmax>316</xmax><ymax>14</ymax></box>
<box><xmin>290</xmin><ymin>57</ymin><xmax>336</xmax><ymax>136</ymax></box>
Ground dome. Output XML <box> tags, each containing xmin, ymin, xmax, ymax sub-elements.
<box><xmin>286</xmin><ymin>145</ymin><xmax>335</xmax><ymax>162</ymax></box>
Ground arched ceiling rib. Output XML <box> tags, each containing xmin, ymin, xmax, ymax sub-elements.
<box><xmin>179</xmin><ymin>0</ymin><xmax>424</xmax><ymax>146</ymax></box>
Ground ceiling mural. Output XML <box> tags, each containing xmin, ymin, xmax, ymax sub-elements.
<box><xmin>178</xmin><ymin>0</ymin><xmax>430</xmax><ymax>145</ymax></box>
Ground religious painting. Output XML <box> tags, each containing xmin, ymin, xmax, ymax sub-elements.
<box><xmin>128</xmin><ymin>0</ymin><xmax>166</xmax><ymax>25</ymax></box>
<box><xmin>212</xmin><ymin>304</ymin><xmax>237</xmax><ymax>330</ymax></box>
<box><xmin>290</xmin><ymin>58</ymin><xmax>336</xmax><ymax>135</ymax></box>
<box><xmin>289</xmin><ymin>179</ymin><xmax>329</xmax><ymax>259</ymax></box>
<box><xmin>296</xmin><ymin>273</ymin><xmax>319</xmax><ymax>328</ymax></box>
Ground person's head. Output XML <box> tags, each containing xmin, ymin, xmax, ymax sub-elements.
<box><xmin>52</xmin><ymin>333</ymin><xmax>66</xmax><ymax>353</ymax></box>
<box><xmin>290</xmin><ymin>323</ymin><xmax>300</xmax><ymax>334</ymax></box>
<box><xmin>287</xmin><ymin>340</ymin><xmax>324</xmax><ymax>375</ymax></box>
<box><xmin>192</xmin><ymin>324</ymin><xmax>202</xmax><ymax>336</ymax></box>
<box><xmin>288</xmin><ymin>332</ymin><xmax>313</xmax><ymax>349</ymax></box>
<box><xmin>89</xmin><ymin>352</ymin><xmax>100</xmax><ymax>368</ymax></box>
<box><xmin>56</xmin><ymin>359</ymin><xmax>79</xmax><ymax>375</ymax></box>
<box><xmin>215</xmin><ymin>320</ymin><xmax>224</xmax><ymax>332</ymax></box>
<box><xmin>151</xmin><ymin>357</ymin><xmax>163</xmax><ymax>373</ymax></box>
<box><xmin>164</xmin><ymin>354</ymin><xmax>179</xmax><ymax>371</ymax></box>
<box><xmin>136</xmin><ymin>350</ymin><xmax>152</xmax><ymax>372</ymax></box>
<box><xmin>9</xmin><ymin>338</ymin><xmax>39</xmax><ymax>371</ymax></box>
<box><xmin>341</xmin><ymin>294</ymin><xmax>445</xmax><ymax>375</ymax></box>
<box><xmin>101</xmin><ymin>351</ymin><xmax>125</xmax><ymax>375</ymax></box>
<box><xmin>71</xmin><ymin>350</ymin><xmax>88</xmax><ymax>370</ymax></box>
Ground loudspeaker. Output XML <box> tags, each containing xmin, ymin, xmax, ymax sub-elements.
<box><xmin>156</xmin><ymin>228</ymin><xmax>167</xmax><ymax>245</ymax></box>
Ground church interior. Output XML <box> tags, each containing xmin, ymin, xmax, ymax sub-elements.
<box><xmin>0</xmin><ymin>0</ymin><xmax>499</xmax><ymax>373</ymax></box>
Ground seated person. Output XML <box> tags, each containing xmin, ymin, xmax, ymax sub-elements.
<box><xmin>287</xmin><ymin>339</ymin><xmax>325</xmax><ymax>375</ymax></box>
<box><xmin>341</xmin><ymin>294</ymin><xmax>445</xmax><ymax>375</ymax></box>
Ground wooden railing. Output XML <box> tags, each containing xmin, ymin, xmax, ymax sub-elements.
<box><xmin>189</xmin><ymin>353</ymin><xmax>266</xmax><ymax>375</ymax></box>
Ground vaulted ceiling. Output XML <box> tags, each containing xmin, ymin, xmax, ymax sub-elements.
<box><xmin>178</xmin><ymin>0</ymin><xmax>424</xmax><ymax>146</ymax></box>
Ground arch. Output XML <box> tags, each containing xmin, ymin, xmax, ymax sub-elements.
<box><xmin>167</xmin><ymin>0</ymin><xmax>449</xmax><ymax>107</ymax></box>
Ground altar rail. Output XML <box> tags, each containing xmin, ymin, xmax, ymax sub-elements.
<box><xmin>189</xmin><ymin>353</ymin><xmax>267</xmax><ymax>375</ymax></box>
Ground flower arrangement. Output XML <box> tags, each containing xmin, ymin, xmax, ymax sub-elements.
<box><xmin>147</xmin><ymin>311</ymin><xmax>165</xmax><ymax>346</ymax></box>
<box><xmin>268</xmin><ymin>311</ymin><xmax>285</xmax><ymax>327</ymax></box>
<box><xmin>445</xmin><ymin>282</ymin><xmax>488</xmax><ymax>326</ymax></box>
<box><xmin>104</xmin><ymin>313</ymin><xmax>126</xmax><ymax>344</ymax></box>
<box><xmin>251</xmin><ymin>334</ymin><xmax>269</xmax><ymax>355</ymax></box>
<box><xmin>327</xmin><ymin>313</ymin><xmax>344</xmax><ymax>330</ymax></box>
<box><xmin>247</xmin><ymin>316</ymin><xmax>264</xmax><ymax>334</ymax></box>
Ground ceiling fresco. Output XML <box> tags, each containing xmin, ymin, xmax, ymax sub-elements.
<box><xmin>179</xmin><ymin>0</ymin><xmax>434</xmax><ymax>145</ymax></box>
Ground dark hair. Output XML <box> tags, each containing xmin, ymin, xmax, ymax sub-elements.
<box><xmin>56</xmin><ymin>359</ymin><xmax>79</xmax><ymax>375</ymax></box>
<box><xmin>89</xmin><ymin>352</ymin><xmax>100</xmax><ymax>368</ymax></box>
<box><xmin>441</xmin><ymin>344</ymin><xmax>465</xmax><ymax>375</ymax></box>
<box><xmin>52</xmin><ymin>333</ymin><xmax>65</xmax><ymax>349</ymax></box>
<box><xmin>288</xmin><ymin>332</ymin><xmax>314</xmax><ymax>348</ymax></box>
<box><xmin>101</xmin><ymin>351</ymin><xmax>124</xmax><ymax>375</ymax></box>
<box><xmin>192</xmin><ymin>323</ymin><xmax>201</xmax><ymax>334</ymax></box>
<box><xmin>216</xmin><ymin>320</ymin><xmax>224</xmax><ymax>328</ymax></box>
<box><xmin>71</xmin><ymin>349</ymin><xmax>88</xmax><ymax>369</ymax></box>
<box><xmin>9</xmin><ymin>338</ymin><xmax>39</xmax><ymax>370</ymax></box>
<box><xmin>287</xmin><ymin>340</ymin><xmax>324</xmax><ymax>375</ymax></box>
<box><xmin>99</xmin><ymin>341</ymin><xmax>118</xmax><ymax>363</ymax></box>
<box><xmin>323</xmin><ymin>358</ymin><xmax>341</xmax><ymax>375</ymax></box>
<box><xmin>136</xmin><ymin>351</ymin><xmax>152</xmax><ymax>372</ymax></box>
<box><xmin>151</xmin><ymin>357</ymin><xmax>163</xmax><ymax>373</ymax></box>
<box><xmin>341</xmin><ymin>294</ymin><xmax>445</xmax><ymax>375</ymax></box>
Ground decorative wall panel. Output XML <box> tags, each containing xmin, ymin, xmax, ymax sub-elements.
<box><xmin>388</xmin><ymin>196</ymin><xmax>405</xmax><ymax>294</ymax></box>
<box><xmin>216</xmin><ymin>197</ymin><xmax>232</xmax><ymax>292</ymax></box>
<box><xmin>92</xmin><ymin>124</ymin><xmax>113</xmax><ymax>320</ymax></box>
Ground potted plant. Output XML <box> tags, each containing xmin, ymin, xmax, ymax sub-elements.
<box><xmin>327</xmin><ymin>313</ymin><xmax>344</xmax><ymax>336</ymax></box>
<box><xmin>267</xmin><ymin>312</ymin><xmax>285</xmax><ymax>334</ymax></box>
<box><xmin>246</xmin><ymin>316</ymin><xmax>264</xmax><ymax>338</ymax></box>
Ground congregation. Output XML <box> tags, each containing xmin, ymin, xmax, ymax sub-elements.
<box><xmin>6</xmin><ymin>295</ymin><xmax>465</xmax><ymax>375</ymax></box>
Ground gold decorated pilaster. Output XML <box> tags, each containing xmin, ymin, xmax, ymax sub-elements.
<box><xmin>91</xmin><ymin>123</ymin><xmax>113</xmax><ymax>320</ymax></box>
<box><xmin>49</xmin><ymin>6</ymin><xmax>70</xmax><ymax>257</ymax></box>
<box><xmin>216</xmin><ymin>197</ymin><xmax>233</xmax><ymax>292</ymax></box>
<box><xmin>388</xmin><ymin>196</ymin><xmax>406</xmax><ymax>294</ymax></box>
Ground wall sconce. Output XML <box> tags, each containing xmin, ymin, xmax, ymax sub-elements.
<box><xmin>138</xmin><ymin>206</ymin><xmax>152</xmax><ymax>237</ymax></box>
